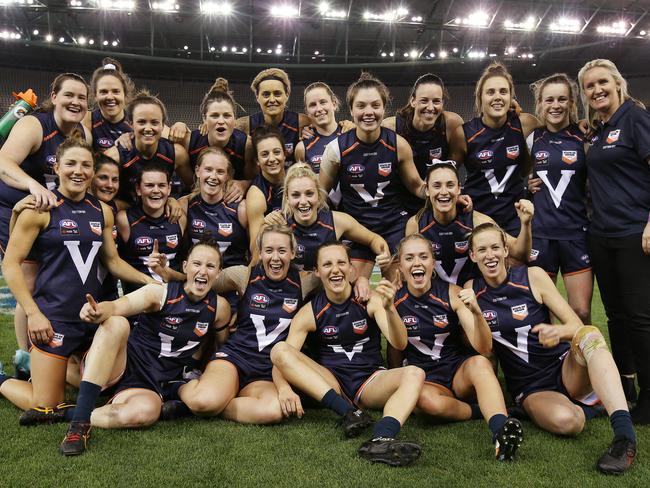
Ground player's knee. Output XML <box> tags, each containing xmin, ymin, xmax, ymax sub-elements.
<box><xmin>549</xmin><ymin>406</ymin><xmax>584</xmax><ymax>436</ymax></box>
<box><xmin>571</xmin><ymin>325</ymin><xmax>607</xmax><ymax>367</ymax></box>
<box><xmin>465</xmin><ymin>355</ymin><xmax>493</xmax><ymax>376</ymax></box>
<box><xmin>403</xmin><ymin>365</ymin><xmax>426</xmax><ymax>387</ymax></box>
<box><xmin>119</xmin><ymin>403</ymin><xmax>160</xmax><ymax>428</ymax></box>
<box><xmin>257</xmin><ymin>400</ymin><xmax>283</xmax><ymax>425</ymax></box>
<box><xmin>101</xmin><ymin>316</ymin><xmax>130</xmax><ymax>344</ymax></box>
<box><xmin>270</xmin><ymin>341</ymin><xmax>292</xmax><ymax>367</ymax></box>
<box><xmin>185</xmin><ymin>391</ymin><xmax>227</xmax><ymax>416</ymax></box>
<box><xmin>417</xmin><ymin>389</ymin><xmax>445</xmax><ymax>416</ymax></box>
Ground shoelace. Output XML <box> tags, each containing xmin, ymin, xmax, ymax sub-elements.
<box><xmin>65</xmin><ymin>432</ymin><xmax>82</xmax><ymax>442</ymax></box>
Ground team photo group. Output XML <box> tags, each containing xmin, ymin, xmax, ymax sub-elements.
<box><xmin>0</xmin><ymin>55</ymin><xmax>648</xmax><ymax>475</ymax></box>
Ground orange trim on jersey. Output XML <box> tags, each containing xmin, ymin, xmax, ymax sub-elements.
<box><xmin>203</xmin><ymin>300</ymin><xmax>216</xmax><ymax>312</ymax></box>
<box><xmin>30</xmin><ymin>344</ymin><xmax>68</xmax><ymax>361</ymax></box>
<box><xmin>123</xmin><ymin>155</ymin><xmax>140</xmax><ymax>168</ymax></box>
<box><xmin>466</xmin><ymin>127</ymin><xmax>485</xmax><ymax>143</ymax></box>
<box><xmin>92</xmin><ymin>120</ymin><xmax>104</xmax><ymax>129</ymax></box>
<box><xmin>248</xmin><ymin>275</ymin><xmax>265</xmax><ymax>285</ymax></box>
<box><xmin>166</xmin><ymin>295</ymin><xmax>184</xmax><ymax>304</ymax></box>
<box><xmin>394</xmin><ymin>293</ymin><xmax>409</xmax><ymax>307</ymax></box>
<box><xmin>306</xmin><ymin>136</ymin><xmax>321</xmax><ymax>151</ymax></box>
<box><xmin>507</xmin><ymin>281</ymin><xmax>529</xmax><ymax>291</ymax></box>
<box><xmin>428</xmin><ymin>293</ymin><xmax>450</xmax><ymax>309</ymax></box>
<box><xmin>475</xmin><ymin>286</ymin><xmax>487</xmax><ymax>298</ymax></box>
<box><xmin>286</xmin><ymin>277</ymin><xmax>300</xmax><ymax>289</ymax></box>
<box><xmin>84</xmin><ymin>198</ymin><xmax>102</xmax><ymax>212</ymax></box>
<box><xmin>189</xmin><ymin>200</ymin><xmax>201</xmax><ymax>208</ymax></box>
<box><xmin>190</xmin><ymin>144</ymin><xmax>209</xmax><ymax>155</ymax></box>
<box><xmin>222</xmin><ymin>202</ymin><xmax>237</xmax><ymax>214</ymax></box>
<box><xmin>281</xmin><ymin>122</ymin><xmax>298</xmax><ymax>133</ymax></box>
<box><xmin>564</xmin><ymin>129</ymin><xmax>584</xmax><ymax>143</ymax></box>
<box><xmin>315</xmin><ymin>302</ymin><xmax>331</xmax><ymax>320</ymax></box>
<box><xmin>130</xmin><ymin>215</ymin><xmax>147</xmax><ymax>228</ymax></box>
<box><xmin>316</xmin><ymin>220</ymin><xmax>334</xmax><ymax>231</ymax></box>
<box><xmin>507</xmin><ymin>122</ymin><xmax>522</xmax><ymax>133</ymax></box>
<box><xmin>55</xmin><ymin>198</ymin><xmax>65</xmax><ymax>207</ymax></box>
<box><xmin>224</xmin><ymin>147</ymin><xmax>243</xmax><ymax>160</ymax></box>
<box><xmin>341</xmin><ymin>142</ymin><xmax>359</xmax><ymax>157</ymax></box>
<box><xmin>156</xmin><ymin>153</ymin><xmax>174</xmax><ymax>164</ymax></box>
<box><xmin>43</xmin><ymin>130</ymin><xmax>58</xmax><ymax>142</ymax></box>
<box><xmin>455</xmin><ymin>219</ymin><xmax>473</xmax><ymax>232</ymax></box>
<box><xmin>379</xmin><ymin>139</ymin><xmax>396</xmax><ymax>152</ymax></box>
<box><xmin>419</xmin><ymin>221</ymin><xmax>435</xmax><ymax>233</ymax></box>
<box><xmin>562</xmin><ymin>267</ymin><xmax>592</xmax><ymax>277</ymax></box>
<box><xmin>354</xmin><ymin>369</ymin><xmax>386</xmax><ymax>405</ymax></box>
<box><xmin>266</xmin><ymin>186</ymin><xmax>273</xmax><ymax>203</ymax></box>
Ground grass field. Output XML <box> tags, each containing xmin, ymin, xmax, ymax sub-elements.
<box><xmin>0</xmin><ymin>282</ymin><xmax>648</xmax><ymax>487</ymax></box>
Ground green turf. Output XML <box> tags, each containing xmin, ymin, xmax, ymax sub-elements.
<box><xmin>0</xmin><ymin>282</ymin><xmax>648</xmax><ymax>487</ymax></box>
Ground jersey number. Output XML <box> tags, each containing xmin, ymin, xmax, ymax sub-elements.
<box><xmin>492</xmin><ymin>325</ymin><xmax>531</xmax><ymax>363</ymax></box>
<box><xmin>251</xmin><ymin>314</ymin><xmax>292</xmax><ymax>352</ymax></box>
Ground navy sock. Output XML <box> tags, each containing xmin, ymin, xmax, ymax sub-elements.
<box><xmin>470</xmin><ymin>403</ymin><xmax>483</xmax><ymax>420</ymax></box>
<box><xmin>372</xmin><ymin>416</ymin><xmax>401</xmax><ymax>439</ymax></box>
<box><xmin>610</xmin><ymin>410</ymin><xmax>636</xmax><ymax>442</ymax></box>
<box><xmin>72</xmin><ymin>381</ymin><xmax>102</xmax><ymax>423</ymax></box>
<box><xmin>488</xmin><ymin>414</ymin><xmax>508</xmax><ymax>441</ymax></box>
<box><xmin>0</xmin><ymin>372</ymin><xmax>10</xmax><ymax>387</ymax></box>
<box><xmin>64</xmin><ymin>407</ymin><xmax>76</xmax><ymax>421</ymax></box>
<box><xmin>580</xmin><ymin>404</ymin><xmax>603</xmax><ymax>420</ymax></box>
<box><xmin>165</xmin><ymin>381</ymin><xmax>186</xmax><ymax>401</ymax></box>
<box><xmin>320</xmin><ymin>389</ymin><xmax>353</xmax><ymax>417</ymax></box>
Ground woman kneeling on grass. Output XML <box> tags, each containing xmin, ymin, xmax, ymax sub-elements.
<box><xmin>468</xmin><ymin>222</ymin><xmax>637</xmax><ymax>475</ymax></box>
<box><xmin>56</xmin><ymin>239</ymin><xmax>230</xmax><ymax>456</ymax></box>
<box><xmin>270</xmin><ymin>241</ymin><xmax>424</xmax><ymax>467</ymax></box>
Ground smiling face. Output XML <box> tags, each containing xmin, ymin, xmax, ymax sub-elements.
<box><xmin>183</xmin><ymin>244</ymin><xmax>221</xmax><ymax>300</ymax></box>
<box><xmin>426</xmin><ymin>167</ymin><xmax>459</xmax><ymax>215</ymax></box>
<box><xmin>92</xmin><ymin>162</ymin><xmax>119</xmax><ymax>203</ymax></box>
<box><xmin>55</xmin><ymin>147</ymin><xmax>94</xmax><ymax>198</ymax></box>
<box><xmin>350</xmin><ymin>87</ymin><xmax>385</xmax><ymax>133</ymax></box>
<box><xmin>135</xmin><ymin>170</ymin><xmax>170</xmax><ymax>213</ymax></box>
<box><xmin>305</xmin><ymin>87</ymin><xmax>337</xmax><ymax>129</ymax></box>
<box><xmin>259</xmin><ymin>231</ymin><xmax>295</xmax><ymax>281</ymax></box>
<box><xmin>316</xmin><ymin>244</ymin><xmax>352</xmax><ymax>296</ymax></box>
<box><xmin>196</xmin><ymin>152</ymin><xmax>230</xmax><ymax>200</ymax></box>
<box><xmin>256</xmin><ymin>79</ymin><xmax>288</xmax><ymax>118</ymax></box>
<box><xmin>95</xmin><ymin>74</ymin><xmax>125</xmax><ymax>120</ymax></box>
<box><xmin>398</xmin><ymin>237</ymin><xmax>435</xmax><ymax>295</ymax></box>
<box><xmin>481</xmin><ymin>76</ymin><xmax>511</xmax><ymax>120</ymax></box>
<box><xmin>581</xmin><ymin>66</ymin><xmax>622</xmax><ymax>118</ymax></box>
<box><xmin>203</xmin><ymin>99</ymin><xmax>235</xmax><ymax>145</ymax></box>
<box><xmin>286</xmin><ymin>176</ymin><xmax>319</xmax><ymax>225</ymax></box>
<box><xmin>469</xmin><ymin>228</ymin><xmax>509</xmax><ymax>283</ymax></box>
<box><xmin>410</xmin><ymin>82</ymin><xmax>444</xmax><ymax>126</ymax></box>
<box><xmin>539</xmin><ymin>82</ymin><xmax>571</xmax><ymax>131</ymax></box>
<box><xmin>52</xmin><ymin>79</ymin><xmax>88</xmax><ymax>125</ymax></box>
<box><xmin>256</xmin><ymin>136</ymin><xmax>286</xmax><ymax>179</ymax></box>
<box><xmin>132</xmin><ymin>103</ymin><xmax>163</xmax><ymax>147</ymax></box>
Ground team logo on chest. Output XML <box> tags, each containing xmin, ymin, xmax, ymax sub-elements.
<box><xmin>89</xmin><ymin>221</ymin><xmax>102</xmax><ymax>236</ymax></box>
<box><xmin>378</xmin><ymin>162</ymin><xmax>392</xmax><ymax>177</ymax></box>
<box><xmin>454</xmin><ymin>240</ymin><xmax>469</xmax><ymax>253</ymax></box>
<box><xmin>163</xmin><ymin>316</ymin><xmax>182</xmax><ymax>331</ymax></box>
<box><xmin>606</xmin><ymin>129</ymin><xmax>620</xmax><ymax>144</ymax></box>
<box><xmin>562</xmin><ymin>150</ymin><xmax>577</xmax><ymax>164</ymax></box>
<box><xmin>477</xmin><ymin>150</ymin><xmax>493</xmax><ymax>162</ymax></box>
<box><xmin>49</xmin><ymin>332</ymin><xmax>64</xmax><ymax>348</ymax></box>
<box><xmin>166</xmin><ymin>234</ymin><xmax>178</xmax><ymax>249</ymax></box>
<box><xmin>194</xmin><ymin>321</ymin><xmax>209</xmax><ymax>337</ymax></box>
<box><xmin>283</xmin><ymin>298</ymin><xmax>298</xmax><ymax>314</ymax></box>
<box><xmin>432</xmin><ymin>241</ymin><xmax>442</xmax><ymax>256</ymax></box>
<box><xmin>323</xmin><ymin>325</ymin><xmax>338</xmax><ymax>337</ymax></box>
<box><xmin>97</xmin><ymin>138</ymin><xmax>113</xmax><ymax>148</ymax></box>
<box><xmin>347</xmin><ymin>164</ymin><xmax>364</xmax><ymax>176</ymax></box>
<box><xmin>352</xmin><ymin>319</ymin><xmax>368</xmax><ymax>334</ymax></box>
<box><xmin>433</xmin><ymin>314</ymin><xmax>449</xmax><ymax>328</ymax></box>
<box><xmin>511</xmin><ymin>304</ymin><xmax>529</xmax><ymax>320</ymax></box>
<box><xmin>529</xmin><ymin>249</ymin><xmax>539</xmax><ymax>261</ymax></box>
<box><xmin>429</xmin><ymin>147</ymin><xmax>442</xmax><ymax>160</ymax></box>
<box><xmin>482</xmin><ymin>310</ymin><xmax>499</xmax><ymax>328</ymax></box>
<box><xmin>135</xmin><ymin>236</ymin><xmax>153</xmax><ymax>248</ymax></box>
<box><xmin>46</xmin><ymin>155</ymin><xmax>57</xmax><ymax>172</ymax></box>
<box><xmin>402</xmin><ymin>316</ymin><xmax>419</xmax><ymax>332</ymax></box>
<box><xmin>296</xmin><ymin>243</ymin><xmax>306</xmax><ymax>260</ymax></box>
<box><xmin>192</xmin><ymin>219</ymin><xmax>206</xmax><ymax>231</ymax></box>
<box><xmin>535</xmin><ymin>151</ymin><xmax>549</xmax><ymax>165</ymax></box>
<box><xmin>59</xmin><ymin>219</ymin><xmax>79</xmax><ymax>236</ymax></box>
<box><xmin>218</xmin><ymin>223</ymin><xmax>233</xmax><ymax>237</ymax></box>
<box><xmin>251</xmin><ymin>293</ymin><xmax>269</xmax><ymax>310</ymax></box>
<box><xmin>506</xmin><ymin>145</ymin><xmax>520</xmax><ymax>160</ymax></box>
<box><xmin>284</xmin><ymin>143</ymin><xmax>294</xmax><ymax>156</ymax></box>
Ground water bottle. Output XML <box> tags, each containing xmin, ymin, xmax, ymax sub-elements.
<box><xmin>0</xmin><ymin>89</ymin><xmax>38</xmax><ymax>139</ymax></box>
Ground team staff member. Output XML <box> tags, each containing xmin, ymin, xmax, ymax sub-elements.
<box><xmin>578</xmin><ymin>59</ymin><xmax>650</xmax><ymax>419</ymax></box>
<box><xmin>527</xmin><ymin>74</ymin><xmax>592</xmax><ymax>323</ymax></box>
<box><xmin>468</xmin><ymin>222</ymin><xmax>637</xmax><ymax>475</ymax></box>
<box><xmin>450</xmin><ymin>62</ymin><xmax>539</xmax><ymax>234</ymax></box>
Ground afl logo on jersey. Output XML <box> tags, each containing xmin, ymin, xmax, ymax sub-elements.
<box><xmin>323</xmin><ymin>325</ymin><xmax>338</xmax><ymax>336</ymax></box>
<box><xmin>378</xmin><ymin>162</ymin><xmax>392</xmax><ymax>177</ymax></box>
<box><xmin>135</xmin><ymin>236</ymin><xmax>153</xmax><ymax>247</ymax></box>
<box><xmin>403</xmin><ymin>316</ymin><xmax>419</xmax><ymax>331</ymax></box>
<box><xmin>251</xmin><ymin>293</ymin><xmax>270</xmax><ymax>310</ymax></box>
<box><xmin>431</xmin><ymin>241</ymin><xmax>442</xmax><ymax>255</ymax></box>
<box><xmin>454</xmin><ymin>241</ymin><xmax>469</xmax><ymax>253</ymax></box>
<box><xmin>296</xmin><ymin>243</ymin><xmax>305</xmax><ymax>258</ymax></box>
<box><xmin>561</xmin><ymin>150</ymin><xmax>577</xmax><ymax>164</ymax></box>
<box><xmin>283</xmin><ymin>298</ymin><xmax>299</xmax><ymax>314</ymax></box>
<box><xmin>218</xmin><ymin>223</ymin><xmax>233</xmax><ymax>237</ymax></box>
<box><xmin>511</xmin><ymin>304</ymin><xmax>529</xmax><ymax>320</ymax></box>
<box><xmin>166</xmin><ymin>234</ymin><xmax>178</xmax><ymax>249</ymax></box>
<box><xmin>606</xmin><ymin>129</ymin><xmax>620</xmax><ymax>144</ymax></box>
<box><xmin>284</xmin><ymin>143</ymin><xmax>294</xmax><ymax>156</ymax></box>
<box><xmin>194</xmin><ymin>321</ymin><xmax>209</xmax><ymax>337</ymax></box>
<box><xmin>352</xmin><ymin>319</ymin><xmax>368</xmax><ymax>334</ymax></box>
<box><xmin>192</xmin><ymin>219</ymin><xmax>206</xmax><ymax>230</ymax></box>
<box><xmin>506</xmin><ymin>145</ymin><xmax>520</xmax><ymax>160</ymax></box>
<box><xmin>529</xmin><ymin>249</ymin><xmax>539</xmax><ymax>261</ymax></box>
<box><xmin>46</xmin><ymin>154</ymin><xmax>57</xmax><ymax>167</ymax></box>
<box><xmin>535</xmin><ymin>151</ymin><xmax>549</xmax><ymax>164</ymax></box>
<box><xmin>89</xmin><ymin>221</ymin><xmax>102</xmax><ymax>236</ymax></box>
<box><xmin>164</xmin><ymin>316</ymin><xmax>182</xmax><ymax>331</ymax></box>
<box><xmin>429</xmin><ymin>147</ymin><xmax>443</xmax><ymax>160</ymax></box>
<box><xmin>347</xmin><ymin>164</ymin><xmax>364</xmax><ymax>175</ymax></box>
<box><xmin>433</xmin><ymin>314</ymin><xmax>449</xmax><ymax>328</ymax></box>
<box><xmin>59</xmin><ymin>219</ymin><xmax>79</xmax><ymax>235</ymax></box>
<box><xmin>97</xmin><ymin>138</ymin><xmax>113</xmax><ymax>148</ymax></box>
<box><xmin>477</xmin><ymin>150</ymin><xmax>493</xmax><ymax>161</ymax></box>
<box><xmin>482</xmin><ymin>310</ymin><xmax>499</xmax><ymax>328</ymax></box>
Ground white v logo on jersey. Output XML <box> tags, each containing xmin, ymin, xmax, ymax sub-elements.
<box><xmin>251</xmin><ymin>314</ymin><xmax>292</xmax><ymax>351</ymax></box>
<box><xmin>158</xmin><ymin>332</ymin><xmax>199</xmax><ymax>358</ymax></box>
<box><xmin>492</xmin><ymin>325</ymin><xmax>531</xmax><ymax>363</ymax></box>
<box><xmin>351</xmin><ymin>181</ymin><xmax>390</xmax><ymax>207</ymax></box>
<box><xmin>63</xmin><ymin>241</ymin><xmax>103</xmax><ymax>284</ymax></box>
<box><xmin>408</xmin><ymin>333</ymin><xmax>450</xmax><ymax>360</ymax></box>
<box><xmin>536</xmin><ymin>170</ymin><xmax>575</xmax><ymax>208</ymax></box>
<box><xmin>482</xmin><ymin>165</ymin><xmax>518</xmax><ymax>197</ymax></box>
<box><xmin>328</xmin><ymin>337</ymin><xmax>370</xmax><ymax>361</ymax></box>
<box><xmin>435</xmin><ymin>258</ymin><xmax>467</xmax><ymax>285</ymax></box>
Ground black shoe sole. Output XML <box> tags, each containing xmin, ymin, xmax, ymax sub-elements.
<box><xmin>60</xmin><ymin>447</ymin><xmax>85</xmax><ymax>457</ymax></box>
<box><xmin>496</xmin><ymin>419</ymin><xmax>524</xmax><ymax>461</ymax></box>
<box><xmin>343</xmin><ymin>418</ymin><xmax>373</xmax><ymax>439</ymax></box>
<box><xmin>358</xmin><ymin>441</ymin><xmax>422</xmax><ymax>467</ymax></box>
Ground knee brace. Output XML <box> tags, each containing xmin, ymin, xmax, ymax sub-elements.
<box><xmin>570</xmin><ymin>325</ymin><xmax>608</xmax><ymax>367</ymax></box>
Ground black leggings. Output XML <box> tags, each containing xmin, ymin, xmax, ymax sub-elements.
<box><xmin>588</xmin><ymin>233</ymin><xmax>650</xmax><ymax>391</ymax></box>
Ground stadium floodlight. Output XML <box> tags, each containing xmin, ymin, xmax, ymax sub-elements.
<box><xmin>242</xmin><ymin>47</ymin><xmax>247</xmax><ymax>53</ymax></box>
<box><xmin>221</xmin><ymin>45</ymin><xmax>227</xmax><ymax>52</ymax></box>
<box><xmin>88</xmin><ymin>39</ymin><xmax>94</xmax><ymax>44</ymax></box>
<box><xmin>504</xmin><ymin>16</ymin><xmax>537</xmax><ymax>31</ymax></box>
<box><xmin>454</xmin><ymin>11</ymin><xmax>489</xmax><ymax>27</ymax></box>
<box><xmin>69</xmin><ymin>0</ymin><xmax>82</xmax><ymax>6</ymax></box>
<box><xmin>411</xmin><ymin>16</ymin><xmax>422</xmax><ymax>22</ymax></box>
<box><xmin>152</xmin><ymin>1</ymin><xmax>179</xmax><ymax>11</ymax></box>
<box><xmin>640</xmin><ymin>30</ymin><xmax>647</xmax><ymax>36</ymax></box>
<box><xmin>209</xmin><ymin>46</ymin><xmax>215</xmax><ymax>52</ymax></box>
<box><xmin>103</xmin><ymin>40</ymin><xmax>109</xmax><ymax>45</ymax></box>
<box><xmin>428</xmin><ymin>52</ymin><xmax>435</xmax><ymax>58</ymax></box>
<box><xmin>270</xmin><ymin>4</ymin><xmax>299</xmax><ymax>18</ymax></box>
<box><xmin>267</xmin><ymin>49</ymin><xmax>272</xmax><ymax>53</ymax></box>
<box><xmin>0</xmin><ymin>0</ymin><xmax>37</xmax><ymax>5</ymax></box>
<box><xmin>201</xmin><ymin>1</ymin><xmax>233</xmax><ymax>15</ymax></box>
<box><xmin>256</xmin><ymin>47</ymin><xmax>261</xmax><ymax>52</ymax></box>
<box><xmin>319</xmin><ymin>1</ymin><xmax>346</xmax><ymax>19</ymax></box>
<box><xmin>45</xmin><ymin>34</ymin><xmax>53</xmax><ymax>41</ymax></box>
<box><xmin>439</xmin><ymin>50</ymin><xmax>448</xmax><ymax>58</ymax></box>
<box><xmin>409</xmin><ymin>49</ymin><xmax>419</xmax><ymax>58</ymax></box>
<box><xmin>596</xmin><ymin>20</ymin><xmax>629</xmax><ymax>36</ymax></box>
<box><xmin>380</xmin><ymin>52</ymin><xmax>387</xmax><ymax>57</ymax></box>
<box><xmin>452</xmin><ymin>47</ymin><xmax>458</xmax><ymax>53</ymax></box>
<box><xmin>549</xmin><ymin>17</ymin><xmax>582</xmax><ymax>33</ymax></box>
<box><xmin>506</xmin><ymin>46</ymin><xmax>516</xmax><ymax>54</ymax></box>
<box><xmin>363</xmin><ymin>8</ymin><xmax>409</xmax><ymax>23</ymax></box>
<box><xmin>314</xmin><ymin>50</ymin><xmax>319</xmax><ymax>55</ymax></box>
<box><xmin>467</xmin><ymin>51</ymin><xmax>486</xmax><ymax>59</ymax></box>
<box><xmin>78</xmin><ymin>36</ymin><xmax>87</xmax><ymax>44</ymax></box>
<box><xmin>59</xmin><ymin>36</ymin><xmax>65</xmax><ymax>42</ymax></box>
<box><xmin>275</xmin><ymin>47</ymin><xmax>282</xmax><ymax>54</ymax></box>
<box><xmin>98</xmin><ymin>0</ymin><xmax>135</xmax><ymax>10</ymax></box>
<box><xmin>32</xmin><ymin>29</ymin><xmax>39</xmax><ymax>35</ymax></box>
<box><xmin>111</xmin><ymin>40</ymin><xmax>118</xmax><ymax>46</ymax></box>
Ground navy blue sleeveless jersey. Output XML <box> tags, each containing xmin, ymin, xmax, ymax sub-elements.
<box><xmin>312</xmin><ymin>290</ymin><xmax>383</xmax><ymax>382</ymax></box>
<box><xmin>33</xmin><ymin>190</ymin><xmax>104</xmax><ymax>322</ymax></box>
<box><xmin>188</xmin><ymin>128</ymin><xmax>247</xmax><ymax>180</ymax></box>
<box><xmin>0</xmin><ymin>111</ymin><xmax>86</xmax><ymax>208</ymax></box>
<box><xmin>336</xmin><ymin>127</ymin><xmax>403</xmax><ymax>230</ymax></box>
<box><xmin>303</xmin><ymin>126</ymin><xmax>342</xmax><ymax>174</ymax></box>
<box><xmin>119</xmin><ymin>205</ymin><xmax>182</xmax><ymax>294</ymax></box>
<box><xmin>97</xmin><ymin>199</ymin><xmax>119</xmax><ymax>301</ymax></box>
<box><xmin>472</xmin><ymin>266</ymin><xmax>569</xmax><ymax>398</ymax></box>
<box><xmin>91</xmin><ymin>109</ymin><xmax>131</xmax><ymax>152</ymax></box>
<box><xmin>218</xmin><ymin>264</ymin><xmax>302</xmax><ymax>372</ymax></box>
<box><xmin>396</xmin><ymin>114</ymin><xmax>449</xmax><ymax>214</ymax></box>
<box><xmin>463</xmin><ymin>112</ymin><xmax>527</xmax><ymax>231</ymax></box>
<box><xmin>531</xmin><ymin>125</ymin><xmax>588</xmax><ymax>239</ymax></box>
<box><xmin>394</xmin><ymin>278</ymin><xmax>470</xmax><ymax>376</ymax></box>
<box><xmin>250</xmin><ymin>110</ymin><xmax>300</xmax><ymax>165</ymax></box>
<box><xmin>288</xmin><ymin>208</ymin><xmax>337</xmax><ymax>271</ymax></box>
<box><xmin>418</xmin><ymin>209</ymin><xmax>476</xmax><ymax>285</ymax></box>
<box><xmin>116</xmin><ymin>139</ymin><xmax>175</xmax><ymax>205</ymax></box>
<box><xmin>586</xmin><ymin>100</ymin><xmax>650</xmax><ymax>237</ymax></box>
<box><xmin>250</xmin><ymin>173</ymin><xmax>283</xmax><ymax>214</ymax></box>
<box><xmin>187</xmin><ymin>194</ymin><xmax>248</xmax><ymax>267</ymax></box>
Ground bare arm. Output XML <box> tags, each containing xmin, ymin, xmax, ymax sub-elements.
<box><xmin>368</xmin><ymin>280</ymin><xmax>408</xmax><ymax>350</ymax></box>
<box><xmin>245</xmin><ymin>185</ymin><xmax>268</xmax><ymax>256</ymax></box>
<box><xmin>381</xmin><ymin>116</ymin><xmax>396</xmax><ymax>131</ymax></box>
<box><xmin>243</xmin><ymin>136</ymin><xmax>258</xmax><ymax>180</ymax></box>
<box><xmin>318</xmin><ymin>140</ymin><xmax>340</xmax><ymax>193</ymax></box>
<box><xmin>213</xmin><ymin>265</ymin><xmax>250</xmax><ymax>295</ymax></box>
<box><xmin>448</xmin><ymin>124</ymin><xmax>468</xmax><ymax>165</ymax></box>
<box><xmin>451</xmin><ymin>284</ymin><xmax>492</xmax><ymax>355</ymax></box>
<box><xmin>174</xmin><ymin>144</ymin><xmax>193</xmax><ymax>189</ymax></box>
<box><xmin>396</xmin><ymin>135</ymin><xmax>426</xmax><ymax>198</ymax></box>
<box><xmin>235</xmin><ymin>116</ymin><xmax>250</xmax><ymax>135</ymax></box>
<box><xmin>214</xmin><ymin>295</ymin><xmax>232</xmax><ymax>346</ymax></box>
